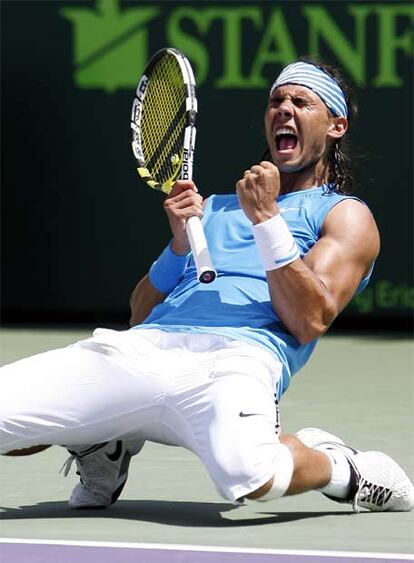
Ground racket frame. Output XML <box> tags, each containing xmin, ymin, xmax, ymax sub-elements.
<box><xmin>131</xmin><ymin>48</ymin><xmax>216</xmax><ymax>284</ymax></box>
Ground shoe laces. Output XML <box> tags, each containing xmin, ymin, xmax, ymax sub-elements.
<box><xmin>60</xmin><ymin>444</ymin><xmax>108</xmax><ymax>481</ymax></box>
<box><xmin>354</xmin><ymin>478</ymin><xmax>393</xmax><ymax>512</ymax></box>
<box><xmin>60</xmin><ymin>454</ymin><xmax>76</xmax><ymax>477</ymax></box>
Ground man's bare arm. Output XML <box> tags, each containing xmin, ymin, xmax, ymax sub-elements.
<box><xmin>129</xmin><ymin>182</ymin><xmax>204</xmax><ymax>327</ymax></box>
<box><xmin>236</xmin><ymin>162</ymin><xmax>380</xmax><ymax>344</ymax></box>
<box><xmin>266</xmin><ymin>199</ymin><xmax>380</xmax><ymax>343</ymax></box>
<box><xmin>129</xmin><ymin>275</ymin><xmax>166</xmax><ymax>326</ymax></box>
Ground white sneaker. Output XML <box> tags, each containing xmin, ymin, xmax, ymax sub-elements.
<box><xmin>61</xmin><ymin>439</ymin><xmax>144</xmax><ymax>508</ymax></box>
<box><xmin>296</xmin><ymin>427</ymin><xmax>345</xmax><ymax>448</ymax></box>
<box><xmin>295</xmin><ymin>427</ymin><xmax>414</xmax><ymax>513</ymax></box>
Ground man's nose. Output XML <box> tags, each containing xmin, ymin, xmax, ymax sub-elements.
<box><xmin>277</xmin><ymin>100</ymin><xmax>293</xmax><ymax>118</ymax></box>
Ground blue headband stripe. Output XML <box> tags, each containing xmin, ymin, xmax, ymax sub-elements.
<box><xmin>271</xmin><ymin>62</ymin><xmax>348</xmax><ymax>118</ymax></box>
<box><xmin>278</xmin><ymin>73</ymin><xmax>340</xmax><ymax>112</ymax></box>
<box><xmin>296</xmin><ymin>76</ymin><xmax>345</xmax><ymax>115</ymax></box>
<box><xmin>271</xmin><ymin>65</ymin><xmax>347</xmax><ymax>117</ymax></box>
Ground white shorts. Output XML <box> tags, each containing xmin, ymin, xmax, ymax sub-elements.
<box><xmin>0</xmin><ymin>328</ymin><xmax>283</xmax><ymax>501</ymax></box>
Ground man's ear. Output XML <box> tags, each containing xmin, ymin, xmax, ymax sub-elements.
<box><xmin>327</xmin><ymin>117</ymin><xmax>348</xmax><ymax>140</ymax></box>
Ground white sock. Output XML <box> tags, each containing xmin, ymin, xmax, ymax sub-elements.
<box><xmin>319</xmin><ymin>449</ymin><xmax>352</xmax><ymax>499</ymax></box>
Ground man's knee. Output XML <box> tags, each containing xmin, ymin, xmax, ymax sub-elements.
<box><xmin>245</xmin><ymin>477</ymin><xmax>275</xmax><ymax>500</ymax></box>
<box><xmin>241</xmin><ymin>442</ymin><xmax>294</xmax><ymax>502</ymax></box>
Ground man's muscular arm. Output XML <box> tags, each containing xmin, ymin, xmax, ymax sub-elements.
<box><xmin>237</xmin><ymin>162</ymin><xmax>380</xmax><ymax>343</ymax></box>
<box><xmin>129</xmin><ymin>274</ymin><xmax>166</xmax><ymax>326</ymax></box>
<box><xmin>266</xmin><ymin>200</ymin><xmax>379</xmax><ymax>342</ymax></box>
<box><xmin>130</xmin><ymin>182</ymin><xmax>203</xmax><ymax>326</ymax></box>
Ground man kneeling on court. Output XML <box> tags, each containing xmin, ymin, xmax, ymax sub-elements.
<box><xmin>1</xmin><ymin>60</ymin><xmax>413</xmax><ymax>513</ymax></box>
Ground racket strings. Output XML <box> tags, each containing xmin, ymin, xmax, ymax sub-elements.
<box><xmin>141</xmin><ymin>55</ymin><xmax>187</xmax><ymax>186</ymax></box>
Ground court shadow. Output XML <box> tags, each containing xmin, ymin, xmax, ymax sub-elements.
<box><xmin>0</xmin><ymin>500</ymin><xmax>351</xmax><ymax>527</ymax></box>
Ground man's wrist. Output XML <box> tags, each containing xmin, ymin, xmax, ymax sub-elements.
<box><xmin>149</xmin><ymin>242</ymin><xmax>190</xmax><ymax>293</ymax></box>
<box><xmin>170</xmin><ymin>238</ymin><xmax>191</xmax><ymax>256</ymax></box>
<box><xmin>250</xmin><ymin>204</ymin><xmax>280</xmax><ymax>225</ymax></box>
<box><xmin>252</xmin><ymin>213</ymin><xmax>300</xmax><ymax>270</ymax></box>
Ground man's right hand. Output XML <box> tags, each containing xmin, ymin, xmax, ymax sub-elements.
<box><xmin>163</xmin><ymin>181</ymin><xmax>204</xmax><ymax>255</ymax></box>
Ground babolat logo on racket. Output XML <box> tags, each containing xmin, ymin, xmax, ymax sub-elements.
<box><xmin>130</xmin><ymin>109</ymin><xmax>143</xmax><ymax>162</ymax></box>
<box><xmin>132</xmin><ymin>138</ymin><xmax>144</xmax><ymax>162</ymax></box>
<box><xmin>137</xmin><ymin>75</ymin><xmax>149</xmax><ymax>97</ymax></box>
<box><xmin>131</xmin><ymin>98</ymin><xmax>142</xmax><ymax>127</ymax></box>
<box><xmin>182</xmin><ymin>148</ymin><xmax>190</xmax><ymax>179</ymax></box>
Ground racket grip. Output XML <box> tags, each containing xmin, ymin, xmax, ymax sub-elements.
<box><xmin>186</xmin><ymin>216</ymin><xmax>217</xmax><ymax>284</ymax></box>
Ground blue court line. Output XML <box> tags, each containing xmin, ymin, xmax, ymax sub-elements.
<box><xmin>0</xmin><ymin>540</ymin><xmax>413</xmax><ymax>563</ymax></box>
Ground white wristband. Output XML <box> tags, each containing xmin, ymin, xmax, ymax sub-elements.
<box><xmin>252</xmin><ymin>214</ymin><xmax>300</xmax><ymax>271</ymax></box>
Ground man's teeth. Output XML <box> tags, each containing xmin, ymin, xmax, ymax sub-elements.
<box><xmin>276</xmin><ymin>127</ymin><xmax>297</xmax><ymax>137</ymax></box>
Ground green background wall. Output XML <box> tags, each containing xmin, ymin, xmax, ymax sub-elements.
<box><xmin>1</xmin><ymin>0</ymin><xmax>413</xmax><ymax>327</ymax></box>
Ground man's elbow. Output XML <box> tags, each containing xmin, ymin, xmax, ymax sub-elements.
<box><xmin>292</xmin><ymin>303</ymin><xmax>337</xmax><ymax>344</ymax></box>
<box><xmin>293</xmin><ymin>322</ymin><xmax>329</xmax><ymax>344</ymax></box>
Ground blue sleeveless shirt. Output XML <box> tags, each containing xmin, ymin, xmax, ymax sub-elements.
<box><xmin>133</xmin><ymin>185</ymin><xmax>373</xmax><ymax>398</ymax></box>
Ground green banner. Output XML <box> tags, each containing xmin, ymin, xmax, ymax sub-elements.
<box><xmin>2</xmin><ymin>0</ymin><xmax>413</xmax><ymax>325</ymax></box>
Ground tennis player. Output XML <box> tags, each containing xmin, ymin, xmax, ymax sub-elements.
<box><xmin>1</xmin><ymin>60</ymin><xmax>413</xmax><ymax>513</ymax></box>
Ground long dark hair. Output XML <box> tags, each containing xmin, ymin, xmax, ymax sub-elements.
<box><xmin>264</xmin><ymin>58</ymin><xmax>357</xmax><ymax>194</ymax></box>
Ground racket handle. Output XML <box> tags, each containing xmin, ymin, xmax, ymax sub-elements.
<box><xmin>186</xmin><ymin>216</ymin><xmax>217</xmax><ymax>284</ymax></box>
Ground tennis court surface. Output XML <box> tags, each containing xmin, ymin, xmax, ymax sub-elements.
<box><xmin>1</xmin><ymin>328</ymin><xmax>413</xmax><ymax>562</ymax></box>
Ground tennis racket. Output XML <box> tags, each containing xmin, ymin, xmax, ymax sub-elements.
<box><xmin>130</xmin><ymin>47</ymin><xmax>216</xmax><ymax>284</ymax></box>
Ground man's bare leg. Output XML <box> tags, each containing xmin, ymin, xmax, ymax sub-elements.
<box><xmin>245</xmin><ymin>433</ymin><xmax>331</xmax><ymax>500</ymax></box>
<box><xmin>3</xmin><ymin>445</ymin><xmax>51</xmax><ymax>456</ymax></box>
<box><xmin>281</xmin><ymin>434</ymin><xmax>332</xmax><ymax>494</ymax></box>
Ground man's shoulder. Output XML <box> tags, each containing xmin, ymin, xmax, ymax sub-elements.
<box><xmin>289</xmin><ymin>187</ymin><xmax>368</xmax><ymax>213</ymax></box>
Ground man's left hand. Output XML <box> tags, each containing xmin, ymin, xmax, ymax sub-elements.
<box><xmin>236</xmin><ymin>161</ymin><xmax>280</xmax><ymax>224</ymax></box>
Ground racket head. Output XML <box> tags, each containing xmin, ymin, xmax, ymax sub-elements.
<box><xmin>131</xmin><ymin>48</ymin><xmax>197</xmax><ymax>195</ymax></box>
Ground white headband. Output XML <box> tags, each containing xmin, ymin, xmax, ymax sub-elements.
<box><xmin>270</xmin><ymin>62</ymin><xmax>348</xmax><ymax>118</ymax></box>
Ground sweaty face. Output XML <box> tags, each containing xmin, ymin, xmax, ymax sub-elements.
<box><xmin>265</xmin><ymin>85</ymin><xmax>333</xmax><ymax>174</ymax></box>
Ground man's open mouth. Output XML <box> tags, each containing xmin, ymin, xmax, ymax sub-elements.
<box><xmin>276</xmin><ymin>127</ymin><xmax>298</xmax><ymax>151</ymax></box>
